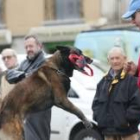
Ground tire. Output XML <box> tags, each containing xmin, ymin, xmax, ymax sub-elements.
<box><xmin>73</xmin><ymin>129</ymin><xmax>103</xmax><ymax>140</ymax></box>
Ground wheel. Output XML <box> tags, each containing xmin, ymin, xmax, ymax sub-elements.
<box><xmin>73</xmin><ymin>129</ymin><xmax>103</xmax><ymax>140</ymax></box>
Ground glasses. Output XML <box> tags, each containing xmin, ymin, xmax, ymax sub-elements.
<box><xmin>131</xmin><ymin>13</ymin><xmax>136</xmax><ymax>20</ymax></box>
<box><xmin>131</xmin><ymin>9</ymin><xmax>140</xmax><ymax>20</ymax></box>
<box><xmin>2</xmin><ymin>55</ymin><xmax>14</xmax><ymax>61</ymax></box>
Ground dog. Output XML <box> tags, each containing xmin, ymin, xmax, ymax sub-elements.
<box><xmin>0</xmin><ymin>46</ymin><xmax>93</xmax><ymax>140</ymax></box>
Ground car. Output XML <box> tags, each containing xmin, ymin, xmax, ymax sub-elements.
<box><xmin>50</xmin><ymin>61</ymin><xmax>105</xmax><ymax>140</ymax></box>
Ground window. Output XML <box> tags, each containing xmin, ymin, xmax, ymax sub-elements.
<box><xmin>101</xmin><ymin>0</ymin><xmax>130</xmax><ymax>23</ymax></box>
<box><xmin>0</xmin><ymin>0</ymin><xmax>3</xmax><ymax>24</ymax></box>
<box><xmin>55</xmin><ymin>0</ymin><xmax>81</xmax><ymax>20</ymax></box>
<box><xmin>68</xmin><ymin>88</ymin><xmax>79</xmax><ymax>98</ymax></box>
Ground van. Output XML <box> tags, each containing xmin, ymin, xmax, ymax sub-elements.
<box><xmin>74</xmin><ymin>28</ymin><xmax>140</xmax><ymax>64</ymax></box>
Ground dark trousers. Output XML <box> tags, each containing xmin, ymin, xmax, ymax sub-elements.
<box><xmin>24</xmin><ymin>109</ymin><xmax>51</xmax><ymax>140</ymax></box>
<box><xmin>105</xmin><ymin>133</ymin><xmax>138</xmax><ymax>140</ymax></box>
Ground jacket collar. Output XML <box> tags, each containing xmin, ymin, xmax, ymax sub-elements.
<box><xmin>104</xmin><ymin>68</ymin><xmax>127</xmax><ymax>93</ymax></box>
<box><xmin>105</xmin><ymin>68</ymin><xmax>126</xmax><ymax>80</ymax></box>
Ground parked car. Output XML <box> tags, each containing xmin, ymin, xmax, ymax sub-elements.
<box><xmin>50</xmin><ymin>61</ymin><xmax>105</xmax><ymax>140</ymax></box>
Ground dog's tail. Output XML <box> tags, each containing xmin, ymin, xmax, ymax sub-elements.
<box><xmin>0</xmin><ymin>95</ymin><xmax>14</xmax><ymax>129</ymax></box>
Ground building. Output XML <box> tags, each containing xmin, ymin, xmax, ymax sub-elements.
<box><xmin>0</xmin><ymin>0</ymin><xmax>130</xmax><ymax>53</ymax></box>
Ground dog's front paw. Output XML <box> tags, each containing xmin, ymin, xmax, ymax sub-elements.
<box><xmin>83</xmin><ymin>120</ymin><xmax>93</xmax><ymax>129</ymax></box>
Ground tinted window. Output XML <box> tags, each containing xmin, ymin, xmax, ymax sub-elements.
<box><xmin>68</xmin><ymin>88</ymin><xmax>79</xmax><ymax>98</ymax></box>
<box><xmin>55</xmin><ymin>0</ymin><xmax>81</xmax><ymax>20</ymax></box>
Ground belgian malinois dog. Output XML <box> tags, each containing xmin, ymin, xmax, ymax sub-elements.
<box><xmin>0</xmin><ymin>46</ymin><xmax>93</xmax><ymax>140</ymax></box>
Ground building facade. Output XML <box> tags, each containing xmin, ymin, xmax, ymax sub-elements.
<box><xmin>0</xmin><ymin>0</ymin><xmax>130</xmax><ymax>52</ymax></box>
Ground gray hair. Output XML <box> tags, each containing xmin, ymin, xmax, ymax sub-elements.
<box><xmin>107</xmin><ymin>47</ymin><xmax>126</xmax><ymax>59</ymax></box>
<box><xmin>1</xmin><ymin>48</ymin><xmax>17</xmax><ymax>58</ymax></box>
<box><xmin>24</xmin><ymin>34</ymin><xmax>42</xmax><ymax>46</ymax></box>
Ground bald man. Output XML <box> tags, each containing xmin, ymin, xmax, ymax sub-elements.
<box><xmin>92</xmin><ymin>47</ymin><xmax>140</xmax><ymax>140</ymax></box>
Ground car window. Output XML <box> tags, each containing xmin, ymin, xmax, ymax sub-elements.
<box><xmin>68</xmin><ymin>88</ymin><xmax>79</xmax><ymax>98</ymax></box>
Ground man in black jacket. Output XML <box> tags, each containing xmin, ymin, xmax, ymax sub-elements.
<box><xmin>92</xmin><ymin>47</ymin><xmax>140</xmax><ymax>140</ymax></box>
<box><xmin>6</xmin><ymin>35</ymin><xmax>51</xmax><ymax>140</ymax></box>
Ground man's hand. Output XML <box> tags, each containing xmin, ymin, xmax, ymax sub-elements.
<box><xmin>123</xmin><ymin>61</ymin><xmax>137</xmax><ymax>76</ymax></box>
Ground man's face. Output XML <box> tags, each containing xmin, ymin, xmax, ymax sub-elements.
<box><xmin>131</xmin><ymin>11</ymin><xmax>140</xmax><ymax>29</ymax></box>
<box><xmin>108</xmin><ymin>51</ymin><xmax>126</xmax><ymax>72</ymax></box>
<box><xmin>2</xmin><ymin>51</ymin><xmax>17</xmax><ymax>69</ymax></box>
<box><xmin>24</xmin><ymin>37</ymin><xmax>42</xmax><ymax>59</ymax></box>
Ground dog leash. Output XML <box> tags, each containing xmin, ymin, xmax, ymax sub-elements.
<box><xmin>47</xmin><ymin>65</ymin><xmax>70</xmax><ymax>80</ymax></box>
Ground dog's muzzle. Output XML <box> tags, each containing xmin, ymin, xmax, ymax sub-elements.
<box><xmin>69</xmin><ymin>54</ymin><xmax>93</xmax><ymax>76</ymax></box>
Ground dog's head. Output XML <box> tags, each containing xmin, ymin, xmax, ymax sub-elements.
<box><xmin>56</xmin><ymin>45</ymin><xmax>93</xmax><ymax>77</ymax></box>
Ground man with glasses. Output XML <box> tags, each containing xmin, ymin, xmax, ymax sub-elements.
<box><xmin>122</xmin><ymin>0</ymin><xmax>140</xmax><ymax>88</ymax></box>
<box><xmin>0</xmin><ymin>48</ymin><xmax>18</xmax><ymax>99</ymax></box>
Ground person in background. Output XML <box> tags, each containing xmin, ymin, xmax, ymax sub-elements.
<box><xmin>122</xmin><ymin>0</ymin><xmax>140</xmax><ymax>83</ymax></box>
<box><xmin>6</xmin><ymin>35</ymin><xmax>51</xmax><ymax>140</ymax></box>
<box><xmin>92</xmin><ymin>47</ymin><xmax>140</xmax><ymax>140</ymax></box>
<box><xmin>0</xmin><ymin>48</ymin><xmax>18</xmax><ymax>100</ymax></box>
<box><xmin>122</xmin><ymin>0</ymin><xmax>140</xmax><ymax>28</ymax></box>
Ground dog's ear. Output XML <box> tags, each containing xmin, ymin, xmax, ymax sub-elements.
<box><xmin>56</xmin><ymin>46</ymin><xmax>70</xmax><ymax>52</ymax></box>
<box><xmin>72</xmin><ymin>48</ymin><xmax>82</xmax><ymax>55</ymax></box>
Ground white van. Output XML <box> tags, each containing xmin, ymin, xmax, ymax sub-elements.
<box><xmin>74</xmin><ymin>28</ymin><xmax>140</xmax><ymax>64</ymax></box>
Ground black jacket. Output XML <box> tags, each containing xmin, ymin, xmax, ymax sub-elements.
<box><xmin>6</xmin><ymin>50</ymin><xmax>51</xmax><ymax>140</ymax></box>
<box><xmin>6</xmin><ymin>51</ymin><xmax>46</xmax><ymax>83</ymax></box>
<box><xmin>92</xmin><ymin>69</ymin><xmax>140</xmax><ymax>136</ymax></box>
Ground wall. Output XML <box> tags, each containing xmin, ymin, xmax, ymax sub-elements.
<box><xmin>82</xmin><ymin>0</ymin><xmax>100</xmax><ymax>22</ymax></box>
<box><xmin>5</xmin><ymin>0</ymin><xmax>44</xmax><ymax>36</ymax></box>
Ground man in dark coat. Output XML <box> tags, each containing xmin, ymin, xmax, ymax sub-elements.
<box><xmin>6</xmin><ymin>35</ymin><xmax>51</xmax><ymax>140</ymax></box>
<box><xmin>92</xmin><ymin>47</ymin><xmax>140</xmax><ymax>140</ymax></box>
